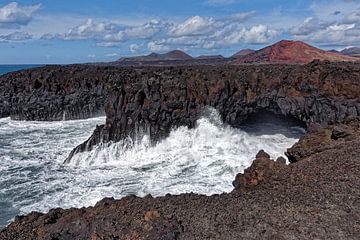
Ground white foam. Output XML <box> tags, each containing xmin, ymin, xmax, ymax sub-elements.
<box><xmin>0</xmin><ymin>109</ymin><xmax>303</xmax><ymax>223</ymax></box>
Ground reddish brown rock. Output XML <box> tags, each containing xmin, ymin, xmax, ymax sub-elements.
<box><xmin>232</xmin><ymin>150</ymin><xmax>285</xmax><ymax>190</ymax></box>
<box><xmin>286</xmin><ymin>118</ymin><xmax>360</xmax><ymax>163</ymax></box>
<box><xmin>232</xmin><ymin>40</ymin><xmax>359</xmax><ymax>64</ymax></box>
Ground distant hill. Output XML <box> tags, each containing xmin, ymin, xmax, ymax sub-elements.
<box><xmin>232</xmin><ymin>40</ymin><xmax>359</xmax><ymax>64</ymax></box>
<box><xmin>231</xmin><ymin>49</ymin><xmax>255</xmax><ymax>58</ymax></box>
<box><xmin>341</xmin><ymin>47</ymin><xmax>360</xmax><ymax>58</ymax></box>
<box><xmin>195</xmin><ymin>55</ymin><xmax>225</xmax><ymax>60</ymax></box>
<box><xmin>118</xmin><ymin>50</ymin><xmax>193</xmax><ymax>62</ymax></box>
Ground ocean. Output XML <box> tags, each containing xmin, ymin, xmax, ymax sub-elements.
<box><xmin>0</xmin><ymin>65</ymin><xmax>305</xmax><ymax>229</ymax></box>
<box><xmin>0</xmin><ymin>64</ymin><xmax>43</xmax><ymax>76</ymax></box>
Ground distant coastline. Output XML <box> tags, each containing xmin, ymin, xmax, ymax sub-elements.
<box><xmin>0</xmin><ymin>65</ymin><xmax>44</xmax><ymax>76</ymax></box>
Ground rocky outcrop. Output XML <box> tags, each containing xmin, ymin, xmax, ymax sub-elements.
<box><xmin>0</xmin><ymin>61</ymin><xmax>359</xmax><ymax>160</ymax></box>
<box><xmin>232</xmin><ymin>150</ymin><xmax>286</xmax><ymax>190</ymax></box>
<box><xmin>2</xmin><ymin>61</ymin><xmax>360</xmax><ymax>239</ymax></box>
<box><xmin>66</xmin><ymin>61</ymin><xmax>360</xmax><ymax>162</ymax></box>
<box><xmin>286</xmin><ymin>118</ymin><xmax>360</xmax><ymax>163</ymax></box>
<box><xmin>2</xmin><ymin>132</ymin><xmax>360</xmax><ymax>239</ymax></box>
<box><xmin>0</xmin><ymin>64</ymin><xmax>108</xmax><ymax>120</ymax></box>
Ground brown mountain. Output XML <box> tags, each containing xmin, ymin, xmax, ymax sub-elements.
<box><xmin>118</xmin><ymin>50</ymin><xmax>193</xmax><ymax>62</ymax></box>
<box><xmin>233</xmin><ymin>40</ymin><xmax>359</xmax><ymax>64</ymax></box>
<box><xmin>341</xmin><ymin>47</ymin><xmax>360</xmax><ymax>58</ymax></box>
<box><xmin>231</xmin><ymin>49</ymin><xmax>255</xmax><ymax>58</ymax></box>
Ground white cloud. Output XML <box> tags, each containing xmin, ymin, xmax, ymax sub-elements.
<box><xmin>65</xmin><ymin>19</ymin><xmax>118</xmax><ymax>40</ymax></box>
<box><xmin>223</xmin><ymin>24</ymin><xmax>278</xmax><ymax>45</ymax></box>
<box><xmin>0</xmin><ymin>2</ymin><xmax>41</xmax><ymax>29</ymax></box>
<box><xmin>290</xmin><ymin>17</ymin><xmax>327</xmax><ymax>35</ymax></box>
<box><xmin>148</xmin><ymin>41</ymin><xmax>171</xmax><ymax>52</ymax></box>
<box><xmin>169</xmin><ymin>16</ymin><xmax>215</xmax><ymax>37</ymax></box>
<box><xmin>129</xmin><ymin>43</ymin><xmax>142</xmax><ymax>53</ymax></box>
<box><xmin>0</xmin><ymin>31</ymin><xmax>32</xmax><ymax>41</ymax></box>
<box><xmin>125</xmin><ymin>20</ymin><xmax>166</xmax><ymax>39</ymax></box>
<box><xmin>87</xmin><ymin>54</ymin><xmax>96</xmax><ymax>58</ymax></box>
<box><xmin>289</xmin><ymin>4</ymin><xmax>360</xmax><ymax>46</ymax></box>
<box><xmin>226</xmin><ymin>11</ymin><xmax>257</xmax><ymax>22</ymax></box>
<box><xmin>36</xmin><ymin>11</ymin><xmax>278</xmax><ymax>51</ymax></box>
<box><xmin>342</xmin><ymin>11</ymin><xmax>360</xmax><ymax>24</ymax></box>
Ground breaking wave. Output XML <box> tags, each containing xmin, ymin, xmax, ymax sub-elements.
<box><xmin>0</xmin><ymin>108</ymin><xmax>304</xmax><ymax>228</ymax></box>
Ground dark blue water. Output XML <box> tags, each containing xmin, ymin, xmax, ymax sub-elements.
<box><xmin>0</xmin><ymin>65</ymin><xmax>43</xmax><ymax>76</ymax></box>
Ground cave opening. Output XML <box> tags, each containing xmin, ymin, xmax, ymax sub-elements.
<box><xmin>240</xmin><ymin>110</ymin><xmax>307</xmax><ymax>138</ymax></box>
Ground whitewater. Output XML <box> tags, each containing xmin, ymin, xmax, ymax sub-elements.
<box><xmin>0</xmin><ymin>109</ymin><xmax>304</xmax><ymax>228</ymax></box>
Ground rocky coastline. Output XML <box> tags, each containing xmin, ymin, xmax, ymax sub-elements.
<box><xmin>1</xmin><ymin>120</ymin><xmax>359</xmax><ymax>239</ymax></box>
<box><xmin>0</xmin><ymin>61</ymin><xmax>360</xmax><ymax>239</ymax></box>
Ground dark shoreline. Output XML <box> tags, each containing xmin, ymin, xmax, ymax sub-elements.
<box><xmin>1</xmin><ymin>120</ymin><xmax>359</xmax><ymax>239</ymax></box>
<box><xmin>0</xmin><ymin>61</ymin><xmax>359</xmax><ymax>239</ymax></box>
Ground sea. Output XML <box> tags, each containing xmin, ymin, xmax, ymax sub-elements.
<box><xmin>0</xmin><ymin>65</ymin><xmax>305</xmax><ymax>229</ymax></box>
<box><xmin>0</xmin><ymin>64</ymin><xmax>43</xmax><ymax>76</ymax></box>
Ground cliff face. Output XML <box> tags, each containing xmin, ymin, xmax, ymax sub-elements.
<box><xmin>65</xmin><ymin>61</ymin><xmax>360</xmax><ymax>161</ymax></box>
<box><xmin>0</xmin><ymin>62</ymin><xmax>360</xmax><ymax>160</ymax></box>
<box><xmin>0</xmin><ymin>62</ymin><xmax>359</xmax><ymax>161</ymax></box>
<box><xmin>0</xmin><ymin>65</ymin><xmax>109</xmax><ymax>121</ymax></box>
<box><xmin>1</xmin><ymin>62</ymin><xmax>360</xmax><ymax>239</ymax></box>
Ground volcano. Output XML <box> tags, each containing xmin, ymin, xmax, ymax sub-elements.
<box><xmin>232</xmin><ymin>40</ymin><xmax>359</xmax><ymax>64</ymax></box>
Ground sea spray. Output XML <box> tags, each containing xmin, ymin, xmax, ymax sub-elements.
<box><xmin>0</xmin><ymin>109</ymin><xmax>303</xmax><ymax>228</ymax></box>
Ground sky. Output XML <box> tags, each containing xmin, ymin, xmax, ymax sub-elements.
<box><xmin>0</xmin><ymin>0</ymin><xmax>360</xmax><ymax>64</ymax></box>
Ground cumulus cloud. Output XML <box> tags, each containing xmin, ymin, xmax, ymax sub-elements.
<box><xmin>42</xmin><ymin>18</ymin><xmax>169</xmax><ymax>47</ymax></box>
<box><xmin>342</xmin><ymin>11</ymin><xmax>360</xmax><ymax>24</ymax></box>
<box><xmin>64</xmin><ymin>19</ymin><xmax>118</xmax><ymax>40</ymax></box>
<box><xmin>290</xmin><ymin>6</ymin><xmax>360</xmax><ymax>46</ymax></box>
<box><xmin>39</xmin><ymin>11</ymin><xmax>278</xmax><ymax>52</ymax></box>
<box><xmin>223</xmin><ymin>24</ymin><xmax>278</xmax><ymax>45</ymax></box>
<box><xmin>0</xmin><ymin>2</ymin><xmax>41</xmax><ymax>28</ymax></box>
<box><xmin>0</xmin><ymin>31</ymin><xmax>32</xmax><ymax>41</ymax></box>
<box><xmin>289</xmin><ymin>17</ymin><xmax>331</xmax><ymax>36</ymax></box>
<box><xmin>129</xmin><ymin>43</ymin><xmax>142</xmax><ymax>53</ymax></box>
<box><xmin>125</xmin><ymin>20</ymin><xmax>167</xmax><ymax>39</ymax></box>
<box><xmin>169</xmin><ymin>16</ymin><xmax>215</xmax><ymax>37</ymax></box>
<box><xmin>226</xmin><ymin>11</ymin><xmax>256</xmax><ymax>22</ymax></box>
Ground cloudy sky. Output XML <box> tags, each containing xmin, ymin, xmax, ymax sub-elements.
<box><xmin>1</xmin><ymin>0</ymin><xmax>360</xmax><ymax>64</ymax></box>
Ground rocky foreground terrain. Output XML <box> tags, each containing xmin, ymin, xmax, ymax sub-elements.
<box><xmin>1</xmin><ymin>120</ymin><xmax>359</xmax><ymax>239</ymax></box>
<box><xmin>0</xmin><ymin>60</ymin><xmax>360</xmax><ymax>239</ymax></box>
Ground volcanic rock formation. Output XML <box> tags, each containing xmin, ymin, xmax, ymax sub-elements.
<box><xmin>1</xmin><ymin>59</ymin><xmax>360</xmax><ymax>239</ymax></box>
<box><xmin>1</xmin><ymin>61</ymin><xmax>359</xmax><ymax>159</ymax></box>
<box><xmin>65</xmin><ymin>61</ymin><xmax>360</xmax><ymax>162</ymax></box>
<box><xmin>2</xmin><ymin>124</ymin><xmax>360</xmax><ymax>239</ymax></box>
<box><xmin>233</xmin><ymin>40</ymin><xmax>359</xmax><ymax>64</ymax></box>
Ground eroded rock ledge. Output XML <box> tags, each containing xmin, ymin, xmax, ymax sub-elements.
<box><xmin>1</xmin><ymin>62</ymin><xmax>359</xmax><ymax>160</ymax></box>
<box><xmin>66</xmin><ymin>61</ymin><xmax>360</xmax><ymax>161</ymax></box>
<box><xmin>1</xmin><ymin>121</ymin><xmax>360</xmax><ymax>239</ymax></box>
<box><xmin>1</xmin><ymin>61</ymin><xmax>360</xmax><ymax>239</ymax></box>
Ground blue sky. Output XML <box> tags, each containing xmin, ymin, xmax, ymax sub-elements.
<box><xmin>0</xmin><ymin>0</ymin><xmax>360</xmax><ymax>64</ymax></box>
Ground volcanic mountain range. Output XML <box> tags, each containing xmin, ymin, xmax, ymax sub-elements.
<box><xmin>115</xmin><ymin>40</ymin><xmax>359</xmax><ymax>66</ymax></box>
